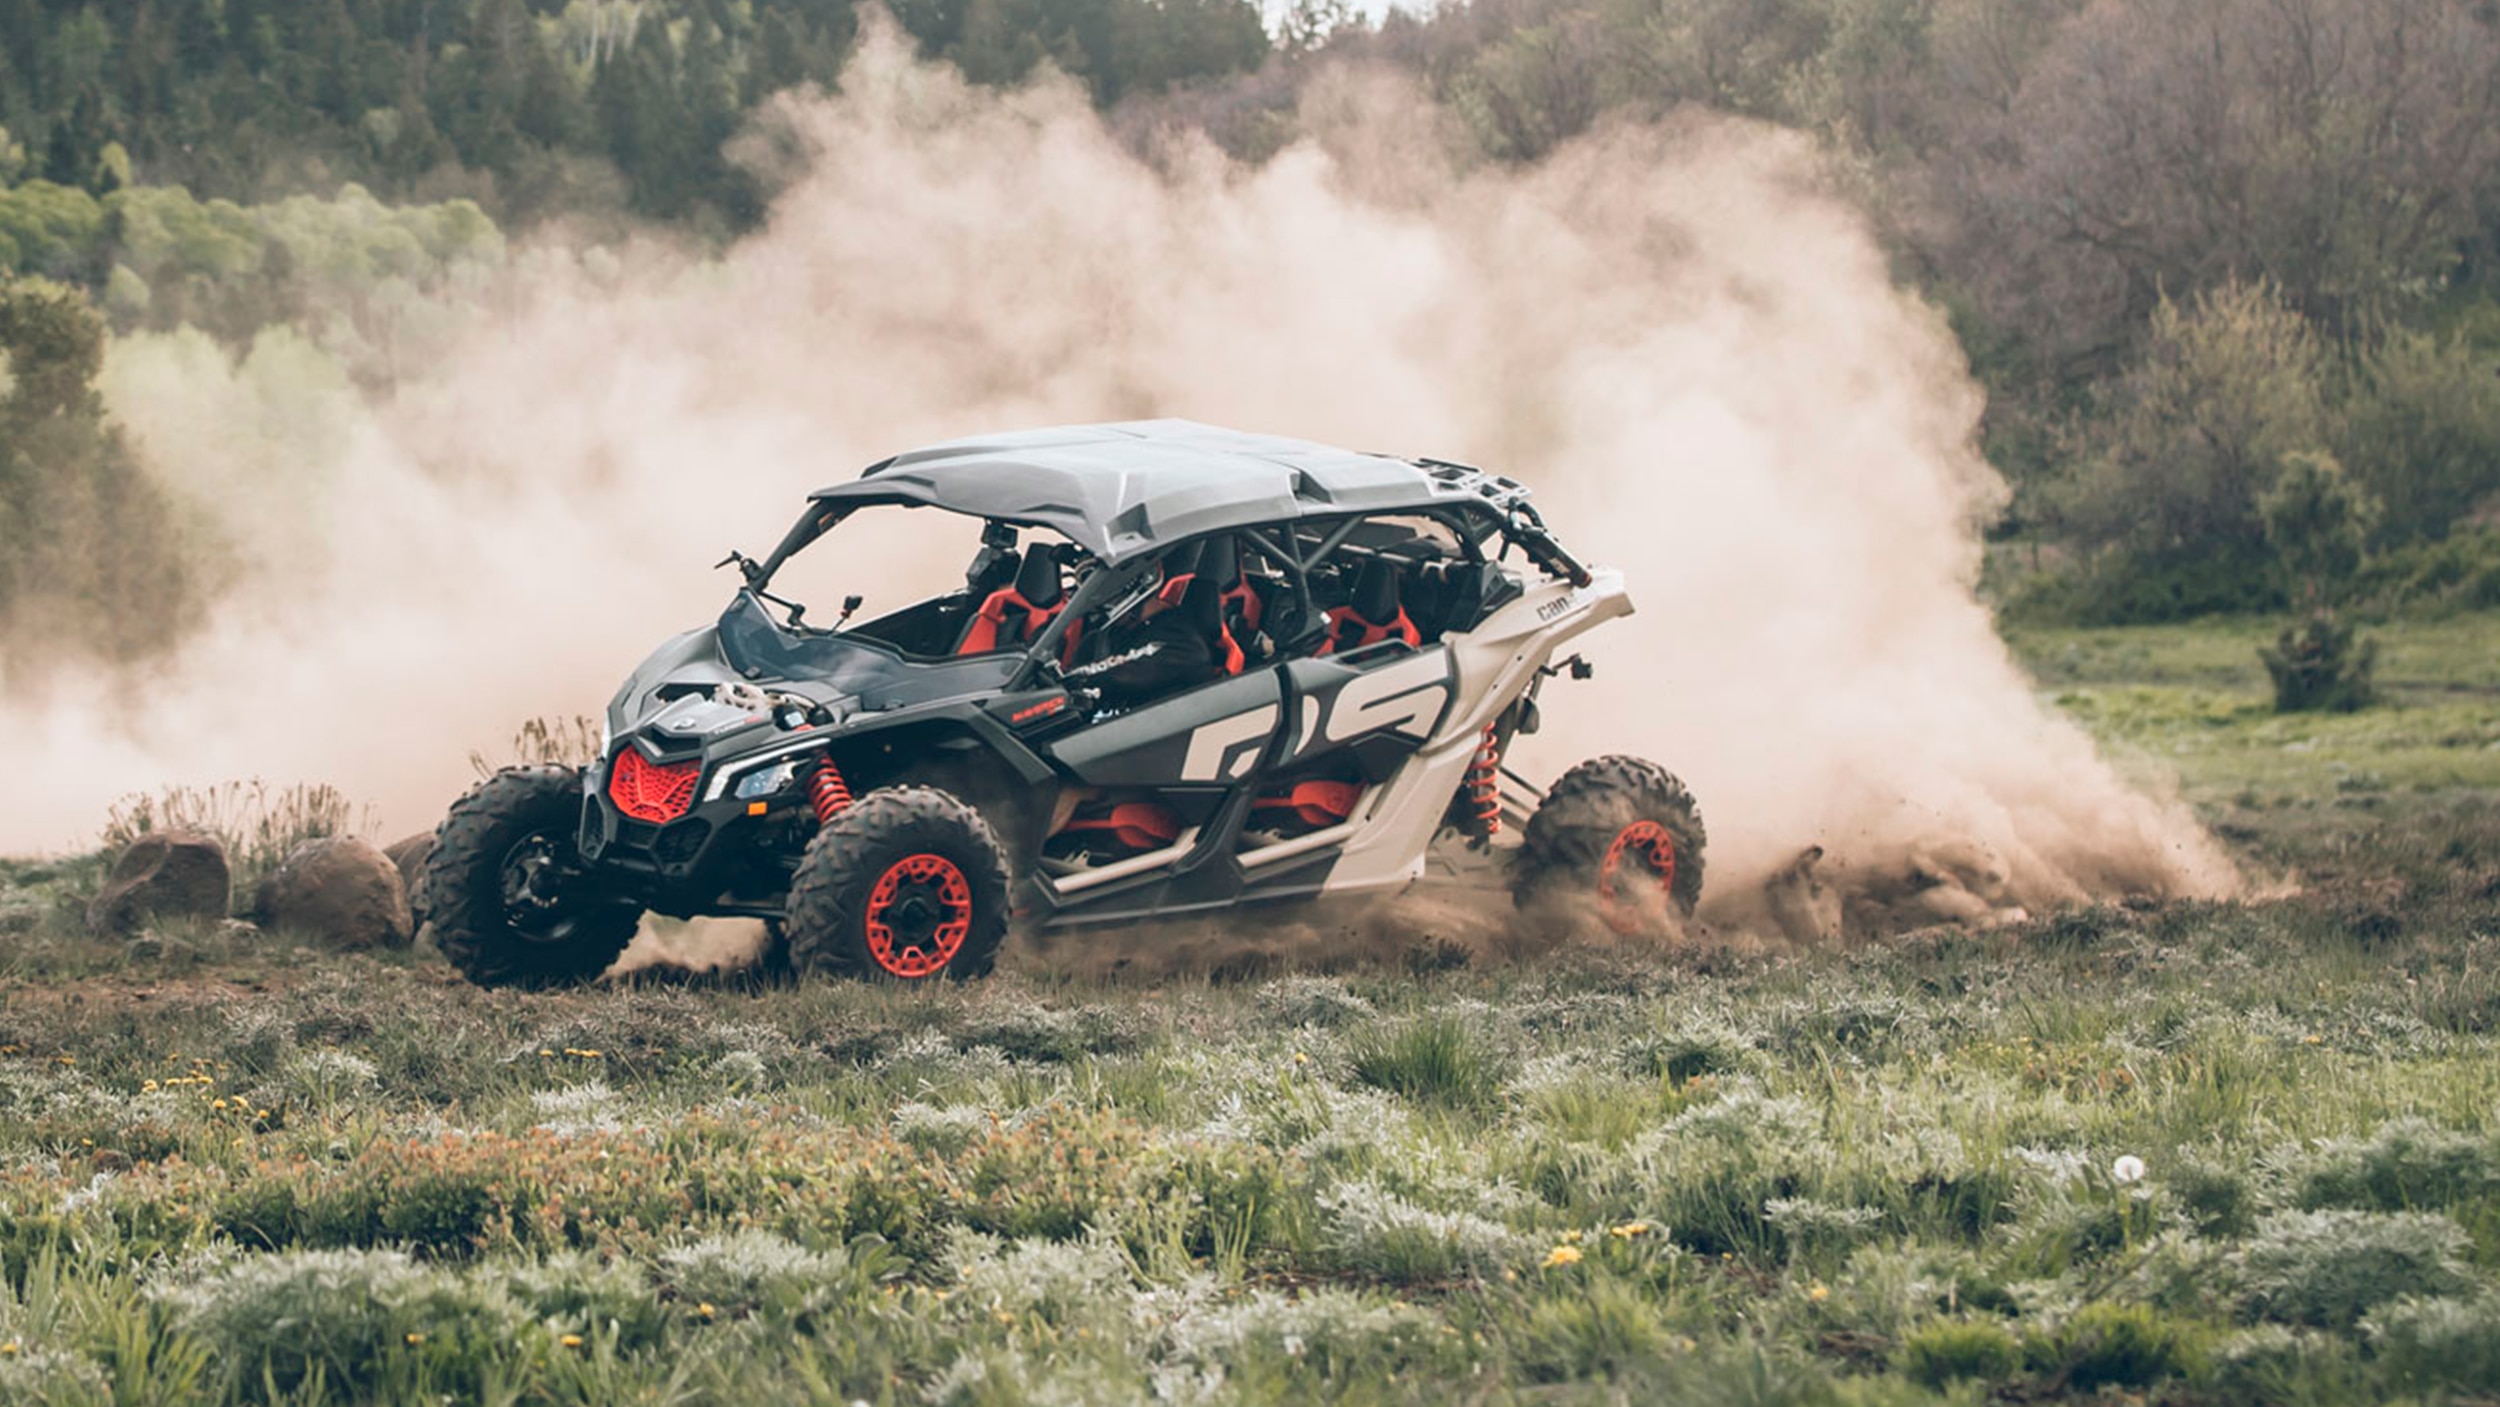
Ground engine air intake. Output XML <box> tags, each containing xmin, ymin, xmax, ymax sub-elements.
<box><xmin>608</xmin><ymin>749</ymin><xmax>701</xmax><ymax>824</ymax></box>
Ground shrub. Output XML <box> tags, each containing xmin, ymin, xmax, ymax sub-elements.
<box><xmin>99</xmin><ymin>780</ymin><xmax>369</xmax><ymax>894</ymax></box>
<box><xmin>2260</xmin><ymin>615</ymin><xmax>2376</xmax><ymax>714</ymax></box>
<box><xmin>2293</xmin><ymin>1117</ymin><xmax>2498</xmax><ymax>1213</ymax></box>
<box><xmin>1320</xmin><ymin>1178</ymin><xmax>1532</xmax><ymax>1282</ymax></box>
<box><xmin>1347</xmin><ymin>1016</ymin><xmax>1509</xmax><ymax>1110</ymax></box>
<box><xmin>1516</xmin><ymin>1277</ymin><xmax>1683</xmax><ymax>1381</ymax></box>
<box><xmin>2237</xmin><ymin>1209</ymin><xmax>2476</xmax><ymax>1327</ymax></box>
<box><xmin>2365</xmin><ymin>1293</ymin><xmax>2500</xmax><ymax>1395</ymax></box>
<box><xmin>1896</xmin><ymin>1318</ymin><xmax>2022</xmax><ymax>1389</ymax></box>
<box><xmin>154</xmin><ymin>1248</ymin><xmax>535</xmax><ymax>1403</ymax></box>
<box><xmin>658</xmin><ymin>1230</ymin><xmax>853</xmax><ymax>1321</ymax></box>
<box><xmin>498</xmin><ymin>1251</ymin><xmax>665</xmax><ymax>1348</ymax></box>
<box><xmin>2027</xmin><ymin>1301</ymin><xmax>2208</xmax><ymax>1391</ymax></box>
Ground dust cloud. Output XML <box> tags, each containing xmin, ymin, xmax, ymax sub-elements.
<box><xmin>1</xmin><ymin>14</ymin><xmax>2236</xmax><ymax>936</ymax></box>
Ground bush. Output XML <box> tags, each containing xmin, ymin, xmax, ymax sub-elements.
<box><xmin>2260</xmin><ymin>616</ymin><xmax>2377</xmax><ymax>714</ymax></box>
<box><xmin>2294</xmin><ymin>1117</ymin><xmax>2498</xmax><ymax>1214</ymax></box>
<box><xmin>1896</xmin><ymin>1318</ymin><xmax>2022</xmax><ymax>1389</ymax></box>
<box><xmin>2237</xmin><ymin>1209</ymin><xmax>2476</xmax><ymax>1327</ymax></box>
<box><xmin>2027</xmin><ymin>1301</ymin><xmax>2208</xmax><ymax>1391</ymax></box>
<box><xmin>2336</xmin><ymin>328</ymin><xmax>2500</xmax><ymax>546</ymax></box>
<box><xmin>154</xmin><ymin>1248</ymin><xmax>536</xmax><ymax>1403</ymax></box>
<box><xmin>2366</xmin><ymin>1293</ymin><xmax>2500</xmax><ymax>1395</ymax></box>
<box><xmin>1516</xmin><ymin>1277</ymin><xmax>1683</xmax><ymax>1381</ymax></box>
<box><xmin>1320</xmin><ymin>1179</ymin><xmax>1532</xmax><ymax>1283</ymax></box>
<box><xmin>657</xmin><ymin>1230</ymin><xmax>855</xmax><ymax>1322</ymax></box>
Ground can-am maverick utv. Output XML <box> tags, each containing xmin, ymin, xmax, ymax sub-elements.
<box><xmin>423</xmin><ymin>420</ymin><xmax>1704</xmax><ymax>986</ymax></box>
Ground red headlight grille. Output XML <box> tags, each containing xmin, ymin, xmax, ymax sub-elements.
<box><xmin>608</xmin><ymin>749</ymin><xmax>701</xmax><ymax>824</ymax></box>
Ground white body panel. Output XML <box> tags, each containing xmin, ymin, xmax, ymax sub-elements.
<box><xmin>1315</xmin><ymin>566</ymin><xmax>1633</xmax><ymax>894</ymax></box>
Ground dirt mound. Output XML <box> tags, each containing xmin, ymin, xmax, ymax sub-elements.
<box><xmin>253</xmin><ymin>836</ymin><xmax>414</xmax><ymax>950</ymax></box>
<box><xmin>87</xmin><ymin>829</ymin><xmax>230</xmax><ymax>936</ymax></box>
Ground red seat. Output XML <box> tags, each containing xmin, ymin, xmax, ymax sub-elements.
<box><xmin>1317</xmin><ymin>558</ymin><xmax>1420</xmax><ymax>656</ymax></box>
<box><xmin>956</xmin><ymin>545</ymin><xmax>1071</xmax><ymax>656</ymax></box>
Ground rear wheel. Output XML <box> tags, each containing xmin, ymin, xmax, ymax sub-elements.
<box><xmin>426</xmin><ymin>766</ymin><xmax>643</xmax><ymax>988</ymax></box>
<box><xmin>785</xmin><ymin>787</ymin><xmax>1011</xmax><ymax>982</ymax></box>
<box><xmin>1511</xmin><ymin>755</ymin><xmax>1706</xmax><ymax>933</ymax></box>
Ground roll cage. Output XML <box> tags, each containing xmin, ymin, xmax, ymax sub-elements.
<box><xmin>732</xmin><ymin>483</ymin><xmax>1581</xmax><ymax>697</ymax></box>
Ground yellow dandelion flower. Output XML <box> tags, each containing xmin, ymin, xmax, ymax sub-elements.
<box><xmin>1610</xmin><ymin>1222</ymin><xmax>1649</xmax><ymax>1238</ymax></box>
<box><xmin>211</xmin><ymin>1098</ymin><xmax>228</xmax><ymax>1110</ymax></box>
<box><xmin>539</xmin><ymin>1049</ymin><xmax>555</xmax><ymax>1058</ymax></box>
<box><xmin>1</xmin><ymin>1342</ymin><xmax>17</xmax><ymax>1355</ymax></box>
<box><xmin>1808</xmin><ymin>1282</ymin><xmax>1830</xmax><ymax>1302</ymax></box>
<box><xmin>143</xmin><ymin>1080</ymin><xmax>159</xmax><ymax>1092</ymax></box>
<box><xmin>405</xmin><ymin>1333</ymin><xmax>426</xmax><ymax>1346</ymax></box>
<box><xmin>1561</xmin><ymin>1228</ymin><xmax>1584</xmax><ymax>1243</ymax></box>
<box><xmin>1541</xmin><ymin>1245</ymin><xmax>1583</xmax><ymax>1269</ymax></box>
<box><xmin>1292</xmin><ymin>1051</ymin><xmax>1309</xmax><ymax>1065</ymax></box>
<box><xmin>696</xmin><ymin>1302</ymin><xmax>717</xmax><ymax>1319</ymax></box>
<box><xmin>560</xmin><ymin>1334</ymin><xmax>584</xmax><ymax>1348</ymax></box>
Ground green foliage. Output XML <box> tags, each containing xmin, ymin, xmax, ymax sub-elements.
<box><xmin>2365</xmin><ymin>1294</ymin><xmax>2500</xmax><ymax>1396</ymax></box>
<box><xmin>2027</xmin><ymin>1301</ymin><xmax>2210</xmax><ymax>1391</ymax></box>
<box><xmin>2260</xmin><ymin>615</ymin><xmax>2377</xmax><ymax>714</ymax></box>
<box><xmin>2261</xmin><ymin>451</ymin><xmax>2379</xmax><ymax>610</ymax></box>
<box><xmin>155</xmin><ymin>1248</ymin><xmax>541</xmax><ymax>1402</ymax></box>
<box><xmin>1347</xmin><ymin>1013</ymin><xmax>1510</xmax><ymax>1110</ymax></box>
<box><xmin>2335</xmin><ymin>329</ymin><xmax>2500</xmax><ymax>545</ymax></box>
<box><xmin>2064</xmin><ymin>281</ymin><xmax>2330</xmax><ymax>563</ymax></box>
<box><xmin>1896</xmin><ymin>1318</ymin><xmax>2023</xmax><ymax>1388</ymax></box>
<box><xmin>0</xmin><ymin>275</ymin><xmax>199</xmax><ymax>667</ymax></box>
<box><xmin>2237</xmin><ymin>1209</ymin><xmax>2478</xmax><ymax>1328</ymax></box>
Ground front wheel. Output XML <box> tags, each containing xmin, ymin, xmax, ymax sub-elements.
<box><xmin>1511</xmin><ymin>755</ymin><xmax>1706</xmax><ymax>933</ymax></box>
<box><xmin>785</xmin><ymin>787</ymin><xmax>1011</xmax><ymax>982</ymax></box>
<box><xmin>425</xmin><ymin>766</ymin><xmax>642</xmax><ymax>988</ymax></box>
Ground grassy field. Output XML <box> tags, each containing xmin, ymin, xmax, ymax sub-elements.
<box><xmin>0</xmin><ymin>617</ymin><xmax>2495</xmax><ymax>1405</ymax></box>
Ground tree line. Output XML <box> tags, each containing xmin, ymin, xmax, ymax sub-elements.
<box><xmin>8</xmin><ymin>0</ymin><xmax>2500</xmax><ymax>675</ymax></box>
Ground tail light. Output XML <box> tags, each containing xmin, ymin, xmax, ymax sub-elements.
<box><xmin>609</xmin><ymin>748</ymin><xmax>701</xmax><ymax>823</ymax></box>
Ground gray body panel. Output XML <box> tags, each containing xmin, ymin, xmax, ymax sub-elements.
<box><xmin>812</xmin><ymin>420</ymin><xmax>1489</xmax><ymax>565</ymax></box>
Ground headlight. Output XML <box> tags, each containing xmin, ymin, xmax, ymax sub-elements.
<box><xmin>733</xmin><ymin>760</ymin><xmax>802</xmax><ymax>801</ymax></box>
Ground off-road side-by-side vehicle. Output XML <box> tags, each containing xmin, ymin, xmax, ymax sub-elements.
<box><xmin>423</xmin><ymin>420</ymin><xmax>1706</xmax><ymax>986</ymax></box>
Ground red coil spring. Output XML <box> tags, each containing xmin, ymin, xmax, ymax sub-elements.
<box><xmin>810</xmin><ymin>757</ymin><xmax>854</xmax><ymax>823</ymax></box>
<box><xmin>1467</xmin><ymin>724</ymin><xmax>1502</xmax><ymax>835</ymax></box>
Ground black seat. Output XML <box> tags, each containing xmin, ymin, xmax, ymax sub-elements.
<box><xmin>1176</xmin><ymin>574</ymin><xmax>1243</xmax><ymax>676</ymax></box>
<box><xmin>1199</xmin><ymin>535</ymin><xmax>1264</xmax><ymax>634</ymax></box>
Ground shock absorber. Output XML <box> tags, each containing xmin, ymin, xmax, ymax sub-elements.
<box><xmin>1467</xmin><ymin>723</ymin><xmax>1503</xmax><ymax>836</ymax></box>
<box><xmin>810</xmin><ymin>756</ymin><xmax>854</xmax><ymax>823</ymax></box>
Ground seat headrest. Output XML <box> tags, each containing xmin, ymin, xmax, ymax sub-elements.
<box><xmin>1351</xmin><ymin>557</ymin><xmax>1401</xmax><ymax>623</ymax></box>
<box><xmin>1177</xmin><ymin>573</ymin><xmax>1221</xmax><ymax>635</ymax></box>
<box><xmin>1200</xmin><ymin>536</ymin><xmax>1240</xmax><ymax>588</ymax></box>
<box><xmin>1015</xmin><ymin>543</ymin><xmax>1064</xmax><ymax>608</ymax></box>
<box><xmin>1162</xmin><ymin>541</ymin><xmax>1204</xmax><ymax>581</ymax></box>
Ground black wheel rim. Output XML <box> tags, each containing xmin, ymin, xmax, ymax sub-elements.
<box><xmin>498</xmin><ymin>830</ymin><xmax>585</xmax><ymax>943</ymax></box>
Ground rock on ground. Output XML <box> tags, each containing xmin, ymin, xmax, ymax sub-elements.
<box><xmin>87</xmin><ymin>829</ymin><xmax>231</xmax><ymax>936</ymax></box>
<box><xmin>382</xmin><ymin>831</ymin><xmax>437</xmax><ymax>950</ymax></box>
<box><xmin>253</xmin><ymin>836</ymin><xmax>413</xmax><ymax>950</ymax></box>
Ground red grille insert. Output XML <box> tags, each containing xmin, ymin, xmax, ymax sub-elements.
<box><xmin>608</xmin><ymin>749</ymin><xmax>701</xmax><ymax>824</ymax></box>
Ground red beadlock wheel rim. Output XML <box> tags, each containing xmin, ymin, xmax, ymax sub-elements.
<box><xmin>1598</xmin><ymin>821</ymin><xmax>1678</xmax><ymax>934</ymax></box>
<box><xmin>863</xmin><ymin>853</ymin><xmax>973</xmax><ymax>978</ymax></box>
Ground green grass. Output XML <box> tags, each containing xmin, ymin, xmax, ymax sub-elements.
<box><xmin>0</xmin><ymin>612</ymin><xmax>2494</xmax><ymax>1402</ymax></box>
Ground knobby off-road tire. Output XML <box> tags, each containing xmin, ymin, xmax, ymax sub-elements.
<box><xmin>1512</xmin><ymin>755</ymin><xmax>1707</xmax><ymax>932</ymax></box>
<box><xmin>425</xmin><ymin>766</ymin><xmax>642</xmax><ymax>988</ymax></box>
<box><xmin>785</xmin><ymin>786</ymin><xmax>1011</xmax><ymax>983</ymax></box>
